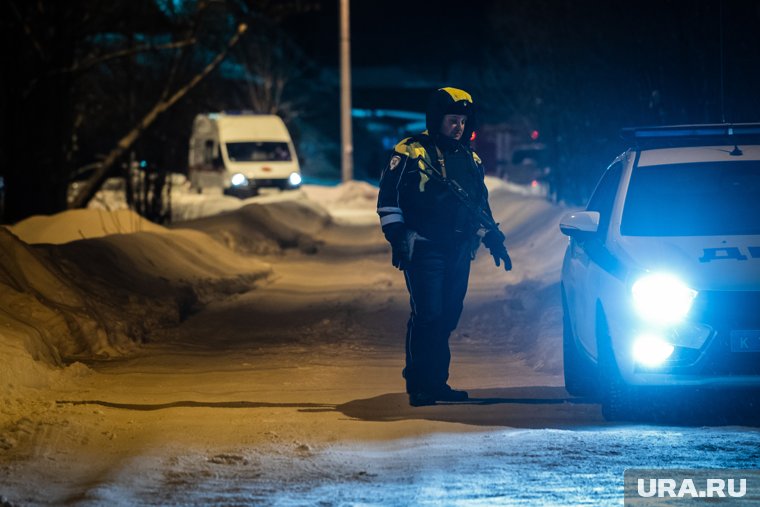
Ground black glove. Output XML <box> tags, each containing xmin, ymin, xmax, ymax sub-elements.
<box><xmin>384</xmin><ymin>223</ymin><xmax>411</xmax><ymax>270</ymax></box>
<box><xmin>483</xmin><ymin>229</ymin><xmax>512</xmax><ymax>271</ymax></box>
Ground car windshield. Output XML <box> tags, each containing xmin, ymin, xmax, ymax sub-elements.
<box><xmin>621</xmin><ymin>160</ymin><xmax>760</xmax><ymax>236</ymax></box>
<box><xmin>226</xmin><ymin>142</ymin><xmax>291</xmax><ymax>162</ymax></box>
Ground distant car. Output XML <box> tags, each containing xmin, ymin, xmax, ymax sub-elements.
<box><xmin>559</xmin><ymin>124</ymin><xmax>760</xmax><ymax>420</ymax></box>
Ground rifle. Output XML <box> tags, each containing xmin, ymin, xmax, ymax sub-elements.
<box><xmin>415</xmin><ymin>155</ymin><xmax>501</xmax><ymax>236</ymax></box>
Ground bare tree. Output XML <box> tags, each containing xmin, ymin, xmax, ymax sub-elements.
<box><xmin>69</xmin><ymin>22</ymin><xmax>249</xmax><ymax>209</ymax></box>
<box><xmin>1</xmin><ymin>0</ymin><xmax>203</xmax><ymax>221</ymax></box>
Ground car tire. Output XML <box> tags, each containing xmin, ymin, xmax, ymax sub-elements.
<box><xmin>597</xmin><ymin>309</ymin><xmax>637</xmax><ymax>421</ymax></box>
<box><xmin>562</xmin><ymin>292</ymin><xmax>597</xmax><ymax>397</ymax></box>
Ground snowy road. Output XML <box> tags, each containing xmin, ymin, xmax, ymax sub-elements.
<box><xmin>2</xmin><ymin>183</ymin><xmax>760</xmax><ymax>505</ymax></box>
<box><xmin>3</xmin><ymin>250</ymin><xmax>760</xmax><ymax>506</ymax></box>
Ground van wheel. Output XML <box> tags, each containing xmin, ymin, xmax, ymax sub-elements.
<box><xmin>562</xmin><ymin>293</ymin><xmax>597</xmax><ymax>397</ymax></box>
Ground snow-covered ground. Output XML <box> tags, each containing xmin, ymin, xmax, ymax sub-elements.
<box><xmin>2</xmin><ymin>179</ymin><xmax>759</xmax><ymax>506</ymax></box>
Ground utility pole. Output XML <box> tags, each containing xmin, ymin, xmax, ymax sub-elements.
<box><xmin>340</xmin><ymin>0</ymin><xmax>353</xmax><ymax>181</ymax></box>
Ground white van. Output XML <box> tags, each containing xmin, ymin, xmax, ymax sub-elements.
<box><xmin>188</xmin><ymin>112</ymin><xmax>302</xmax><ymax>196</ymax></box>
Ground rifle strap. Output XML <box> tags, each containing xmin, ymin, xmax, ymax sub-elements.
<box><xmin>434</xmin><ymin>146</ymin><xmax>447</xmax><ymax>178</ymax></box>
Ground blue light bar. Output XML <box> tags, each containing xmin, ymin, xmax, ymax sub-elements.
<box><xmin>621</xmin><ymin>123</ymin><xmax>760</xmax><ymax>148</ymax></box>
<box><xmin>622</xmin><ymin>123</ymin><xmax>760</xmax><ymax>139</ymax></box>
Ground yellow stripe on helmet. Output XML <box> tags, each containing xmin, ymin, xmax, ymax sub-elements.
<box><xmin>440</xmin><ymin>87</ymin><xmax>472</xmax><ymax>103</ymax></box>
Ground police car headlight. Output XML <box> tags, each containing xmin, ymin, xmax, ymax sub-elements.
<box><xmin>288</xmin><ymin>172</ymin><xmax>302</xmax><ymax>186</ymax></box>
<box><xmin>231</xmin><ymin>173</ymin><xmax>248</xmax><ymax>187</ymax></box>
<box><xmin>631</xmin><ymin>273</ymin><xmax>697</xmax><ymax>325</ymax></box>
<box><xmin>632</xmin><ymin>333</ymin><xmax>675</xmax><ymax>367</ymax></box>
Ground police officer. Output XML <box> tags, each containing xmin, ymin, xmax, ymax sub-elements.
<box><xmin>377</xmin><ymin>87</ymin><xmax>512</xmax><ymax>407</ymax></box>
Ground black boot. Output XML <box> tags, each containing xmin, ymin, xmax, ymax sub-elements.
<box><xmin>408</xmin><ymin>391</ymin><xmax>437</xmax><ymax>407</ymax></box>
<box><xmin>433</xmin><ymin>385</ymin><xmax>468</xmax><ymax>402</ymax></box>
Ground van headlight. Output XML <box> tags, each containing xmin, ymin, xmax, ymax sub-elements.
<box><xmin>631</xmin><ymin>273</ymin><xmax>697</xmax><ymax>325</ymax></box>
<box><xmin>231</xmin><ymin>173</ymin><xmax>248</xmax><ymax>187</ymax></box>
<box><xmin>288</xmin><ymin>172</ymin><xmax>302</xmax><ymax>186</ymax></box>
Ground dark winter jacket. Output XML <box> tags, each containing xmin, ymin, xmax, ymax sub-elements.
<box><xmin>377</xmin><ymin>88</ymin><xmax>496</xmax><ymax>245</ymax></box>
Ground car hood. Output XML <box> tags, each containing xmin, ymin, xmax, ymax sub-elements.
<box><xmin>614</xmin><ymin>235</ymin><xmax>760</xmax><ymax>291</ymax></box>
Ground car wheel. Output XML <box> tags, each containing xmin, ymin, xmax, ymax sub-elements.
<box><xmin>562</xmin><ymin>292</ymin><xmax>597</xmax><ymax>397</ymax></box>
<box><xmin>597</xmin><ymin>309</ymin><xmax>637</xmax><ymax>421</ymax></box>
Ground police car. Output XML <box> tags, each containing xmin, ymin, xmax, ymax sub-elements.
<box><xmin>559</xmin><ymin>124</ymin><xmax>760</xmax><ymax>420</ymax></box>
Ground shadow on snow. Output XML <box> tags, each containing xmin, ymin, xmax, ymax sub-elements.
<box><xmin>58</xmin><ymin>386</ymin><xmax>760</xmax><ymax>429</ymax></box>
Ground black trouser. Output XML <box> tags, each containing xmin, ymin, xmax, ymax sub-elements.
<box><xmin>403</xmin><ymin>240</ymin><xmax>471</xmax><ymax>394</ymax></box>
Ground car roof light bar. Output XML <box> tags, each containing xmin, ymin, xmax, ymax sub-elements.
<box><xmin>621</xmin><ymin>123</ymin><xmax>760</xmax><ymax>148</ymax></box>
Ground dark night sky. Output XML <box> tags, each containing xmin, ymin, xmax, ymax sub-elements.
<box><xmin>281</xmin><ymin>0</ymin><xmax>760</xmax><ymax>122</ymax></box>
<box><xmin>352</xmin><ymin>1</ymin><xmax>487</xmax><ymax>66</ymax></box>
<box><xmin>285</xmin><ymin>0</ymin><xmax>487</xmax><ymax>67</ymax></box>
<box><xmin>276</xmin><ymin>0</ymin><xmax>760</xmax><ymax>189</ymax></box>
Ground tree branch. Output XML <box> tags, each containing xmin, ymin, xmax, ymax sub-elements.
<box><xmin>23</xmin><ymin>38</ymin><xmax>199</xmax><ymax>99</ymax></box>
<box><xmin>55</xmin><ymin>38</ymin><xmax>197</xmax><ymax>76</ymax></box>
<box><xmin>69</xmin><ymin>23</ymin><xmax>249</xmax><ymax>210</ymax></box>
<box><xmin>7</xmin><ymin>0</ymin><xmax>46</xmax><ymax>60</ymax></box>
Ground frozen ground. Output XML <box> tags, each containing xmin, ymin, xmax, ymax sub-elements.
<box><xmin>1</xmin><ymin>179</ymin><xmax>759</xmax><ymax>506</ymax></box>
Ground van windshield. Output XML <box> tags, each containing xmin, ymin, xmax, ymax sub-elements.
<box><xmin>226</xmin><ymin>142</ymin><xmax>292</xmax><ymax>162</ymax></box>
<box><xmin>621</xmin><ymin>160</ymin><xmax>760</xmax><ymax>236</ymax></box>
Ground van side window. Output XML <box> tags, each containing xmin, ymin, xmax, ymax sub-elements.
<box><xmin>586</xmin><ymin>160</ymin><xmax>623</xmax><ymax>236</ymax></box>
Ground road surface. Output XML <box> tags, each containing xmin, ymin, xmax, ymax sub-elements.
<box><xmin>2</xmin><ymin>246</ymin><xmax>760</xmax><ymax>506</ymax></box>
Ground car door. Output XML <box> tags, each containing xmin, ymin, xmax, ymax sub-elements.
<box><xmin>567</xmin><ymin>159</ymin><xmax>625</xmax><ymax>357</ymax></box>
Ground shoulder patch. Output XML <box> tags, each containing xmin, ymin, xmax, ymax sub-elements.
<box><xmin>388</xmin><ymin>155</ymin><xmax>402</xmax><ymax>171</ymax></box>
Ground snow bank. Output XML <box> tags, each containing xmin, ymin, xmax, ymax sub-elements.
<box><xmin>1</xmin><ymin>211</ymin><xmax>270</xmax><ymax>390</ymax></box>
<box><xmin>8</xmin><ymin>208</ymin><xmax>165</xmax><ymax>245</ymax></box>
<box><xmin>174</xmin><ymin>188</ymin><xmax>386</xmax><ymax>256</ymax></box>
<box><xmin>170</xmin><ymin>188</ymin><xmax>280</xmax><ymax>222</ymax></box>
<box><xmin>0</xmin><ymin>182</ymin><xmax>386</xmax><ymax>389</ymax></box>
<box><xmin>0</xmin><ymin>227</ymin><xmax>103</xmax><ymax>365</ymax></box>
<box><xmin>301</xmin><ymin>180</ymin><xmax>379</xmax><ymax>210</ymax></box>
<box><xmin>168</xmin><ymin>180</ymin><xmax>381</xmax><ymax>226</ymax></box>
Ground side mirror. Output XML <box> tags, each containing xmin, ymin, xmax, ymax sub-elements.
<box><xmin>559</xmin><ymin>211</ymin><xmax>600</xmax><ymax>238</ymax></box>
